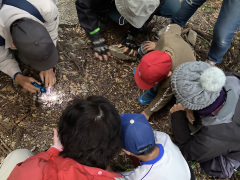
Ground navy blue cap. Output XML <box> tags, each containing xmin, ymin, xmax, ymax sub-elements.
<box><xmin>120</xmin><ymin>113</ymin><xmax>155</xmax><ymax>154</ymax></box>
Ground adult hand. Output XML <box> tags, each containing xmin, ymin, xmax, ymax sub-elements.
<box><xmin>15</xmin><ymin>73</ymin><xmax>40</xmax><ymax>93</ymax></box>
<box><xmin>93</xmin><ymin>38</ymin><xmax>111</xmax><ymax>61</ymax></box>
<box><xmin>170</xmin><ymin>103</ymin><xmax>185</xmax><ymax>114</ymax></box>
<box><xmin>142</xmin><ymin>41</ymin><xmax>156</xmax><ymax>53</ymax></box>
<box><xmin>53</xmin><ymin>128</ymin><xmax>63</xmax><ymax>150</ymax></box>
<box><xmin>39</xmin><ymin>69</ymin><xmax>56</xmax><ymax>88</ymax></box>
<box><xmin>118</xmin><ymin>32</ymin><xmax>137</xmax><ymax>56</ymax></box>
<box><xmin>185</xmin><ymin>108</ymin><xmax>195</xmax><ymax>124</ymax></box>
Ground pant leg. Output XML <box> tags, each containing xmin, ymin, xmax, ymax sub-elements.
<box><xmin>171</xmin><ymin>0</ymin><xmax>206</xmax><ymax>27</ymax></box>
<box><xmin>159</xmin><ymin>0</ymin><xmax>181</xmax><ymax>18</ymax></box>
<box><xmin>0</xmin><ymin>149</ymin><xmax>33</xmax><ymax>180</ymax></box>
<box><xmin>207</xmin><ymin>0</ymin><xmax>240</xmax><ymax>63</ymax></box>
<box><xmin>106</xmin><ymin>5</ymin><xmax>128</xmax><ymax>24</ymax></box>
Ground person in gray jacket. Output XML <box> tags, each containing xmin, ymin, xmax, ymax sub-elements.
<box><xmin>169</xmin><ymin>61</ymin><xmax>240</xmax><ymax>178</ymax></box>
<box><xmin>0</xmin><ymin>0</ymin><xmax>59</xmax><ymax>93</ymax></box>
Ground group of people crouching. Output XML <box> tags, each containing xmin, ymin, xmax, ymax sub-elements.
<box><xmin>0</xmin><ymin>0</ymin><xmax>240</xmax><ymax>179</ymax></box>
<box><xmin>1</xmin><ymin>59</ymin><xmax>240</xmax><ymax>179</ymax></box>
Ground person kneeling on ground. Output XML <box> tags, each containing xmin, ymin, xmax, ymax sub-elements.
<box><xmin>170</xmin><ymin>61</ymin><xmax>240</xmax><ymax>178</ymax></box>
<box><xmin>134</xmin><ymin>24</ymin><xmax>196</xmax><ymax>120</ymax></box>
<box><xmin>0</xmin><ymin>0</ymin><xmax>59</xmax><ymax>93</ymax></box>
<box><xmin>0</xmin><ymin>96</ymin><xmax>124</xmax><ymax>180</ymax></box>
<box><xmin>119</xmin><ymin>113</ymin><xmax>194</xmax><ymax>180</ymax></box>
<box><xmin>75</xmin><ymin>0</ymin><xmax>181</xmax><ymax>60</ymax></box>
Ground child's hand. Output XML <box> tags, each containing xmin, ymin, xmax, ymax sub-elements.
<box><xmin>170</xmin><ymin>103</ymin><xmax>185</xmax><ymax>114</ymax></box>
<box><xmin>142</xmin><ymin>41</ymin><xmax>156</xmax><ymax>53</ymax></box>
<box><xmin>185</xmin><ymin>109</ymin><xmax>195</xmax><ymax>124</ymax></box>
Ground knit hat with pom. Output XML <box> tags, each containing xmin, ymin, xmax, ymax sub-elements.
<box><xmin>171</xmin><ymin>61</ymin><xmax>226</xmax><ymax>110</ymax></box>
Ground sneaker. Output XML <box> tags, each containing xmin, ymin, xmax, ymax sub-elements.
<box><xmin>205</xmin><ymin>59</ymin><xmax>216</xmax><ymax>66</ymax></box>
<box><xmin>138</xmin><ymin>89</ymin><xmax>157</xmax><ymax>105</ymax></box>
<box><xmin>133</xmin><ymin>68</ymin><xmax>136</xmax><ymax>75</ymax></box>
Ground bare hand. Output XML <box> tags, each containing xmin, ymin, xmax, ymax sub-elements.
<box><xmin>15</xmin><ymin>74</ymin><xmax>40</xmax><ymax>93</ymax></box>
<box><xmin>141</xmin><ymin>111</ymin><xmax>150</xmax><ymax>120</ymax></box>
<box><xmin>94</xmin><ymin>51</ymin><xmax>111</xmax><ymax>61</ymax></box>
<box><xmin>118</xmin><ymin>44</ymin><xmax>137</xmax><ymax>56</ymax></box>
<box><xmin>53</xmin><ymin>128</ymin><xmax>63</xmax><ymax>150</ymax></box>
<box><xmin>185</xmin><ymin>108</ymin><xmax>195</xmax><ymax>124</ymax></box>
<box><xmin>142</xmin><ymin>41</ymin><xmax>156</xmax><ymax>53</ymax></box>
<box><xmin>170</xmin><ymin>103</ymin><xmax>185</xmax><ymax>114</ymax></box>
<box><xmin>39</xmin><ymin>69</ymin><xmax>56</xmax><ymax>88</ymax></box>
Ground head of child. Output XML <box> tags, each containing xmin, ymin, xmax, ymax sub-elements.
<box><xmin>10</xmin><ymin>18</ymin><xmax>58</xmax><ymax>71</ymax></box>
<box><xmin>134</xmin><ymin>51</ymin><xmax>172</xmax><ymax>90</ymax></box>
<box><xmin>120</xmin><ymin>113</ymin><xmax>157</xmax><ymax>159</ymax></box>
<box><xmin>58</xmin><ymin>96</ymin><xmax>122</xmax><ymax>170</ymax></box>
<box><xmin>171</xmin><ymin>61</ymin><xmax>226</xmax><ymax>116</ymax></box>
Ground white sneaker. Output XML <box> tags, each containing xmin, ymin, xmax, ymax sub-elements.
<box><xmin>205</xmin><ymin>60</ymin><xmax>216</xmax><ymax>66</ymax></box>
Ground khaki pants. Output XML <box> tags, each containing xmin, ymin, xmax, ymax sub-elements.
<box><xmin>0</xmin><ymin>149</ymin><xmax>33</xmax><ymax>180</ymax></box>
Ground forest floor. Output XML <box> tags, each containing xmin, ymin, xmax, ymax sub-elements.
<box><xmin>0</xmin><ymin>0</ymin><xmax>240</xmax><ymax>179</ymax></box>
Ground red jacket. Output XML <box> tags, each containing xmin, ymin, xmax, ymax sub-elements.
<box><xmin>8</xmin><ymin>147</ymin><xmax>125</xmax><ymax>180</ymax></box>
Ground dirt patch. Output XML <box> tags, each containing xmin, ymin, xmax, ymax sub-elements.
<box><xmin>0</xmin><ymin>0</ymin><xmax>240</xmax><ymax>179</ymax></box>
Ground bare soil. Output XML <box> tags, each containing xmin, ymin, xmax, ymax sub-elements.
<box><xmin>0</xmin><ymin>0</ymin><xmax>239</xmax><ymax>179</ymax></box>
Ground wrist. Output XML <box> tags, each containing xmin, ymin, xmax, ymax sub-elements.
<box><xmin>51</xmin><ymin>145</ymin><xmax>63</xmax><ymax>152</ymax></box>
<box><xmin>13</xmin><ymin>72</ymin><xmax>22</xmax><ymax>81</ymax></box>
<box><xmin>89</xmin><ymin>31</ymin><xmax>102</xmax><ymax>42</ymax></box>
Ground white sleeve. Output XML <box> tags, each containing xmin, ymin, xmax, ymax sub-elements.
<box><xmin>0</xmin><ymin>46</ymin><xmax>21</xmax><ymax>78</ymax></box>
<box><xmin>43</xmin><ymin>2</ymin><xmax>59</xmax><ymax>46</ymax></box>
<box><xmin>27</xmin><ymin>0</ymin><xmax>60</xmax><ymax>46</ymax></box>
<box><xmin>119</xmin><ymin>171</ymin><xmax>136</xmax><ymax>180</ymax></box>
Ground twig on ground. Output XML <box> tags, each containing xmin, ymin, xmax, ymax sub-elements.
<box><xmin>15</xmin><ymin>112</ymin><xmax>30</xmax><ymax>125</ymax></box>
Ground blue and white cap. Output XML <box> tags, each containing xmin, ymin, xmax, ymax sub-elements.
<box><xmin>120</xmin><ymin>113</ymin><xmax>155</xmax><ymax>154</ymax></box>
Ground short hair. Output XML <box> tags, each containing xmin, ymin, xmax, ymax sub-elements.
<box><xmin>136</xmin><ymin>143</ymin><xmax>156</xmax><ymax>156</ymax></box>
<box><xmin>58</xmin><ymin>96</ymin><xmax>122</xmax><ymax>170</ymax></box>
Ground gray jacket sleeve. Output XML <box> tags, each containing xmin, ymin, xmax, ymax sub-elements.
<box><xmin>0</xmin><ymin>46</ymin><xmax>21</xmax><ymax>78</ymax></box>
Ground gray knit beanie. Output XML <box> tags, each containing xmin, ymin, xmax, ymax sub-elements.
<box><xmin>171</xmin><ymin>61</ymin><xmax>226</xmax><ymax>110</ymax></box>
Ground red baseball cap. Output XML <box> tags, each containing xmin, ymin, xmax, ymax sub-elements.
<box><xmin>134</xmin><ymin>51</ymin><xmax>172</xmax><ymax>90</ymax></box>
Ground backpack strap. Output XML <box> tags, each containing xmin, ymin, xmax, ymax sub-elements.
<box><xmin>3</xmin><ymin>0</ymin><xmax>45</xmax><ymax>23</ymax></box>
<box><xmin>0</xmin><ymin>36</ymin><xmax>5</xmax><ymax>46</ymax></box>
<box><xmin>0</xmin><ymin>0</ymin><xmax>46</xmax><ymax>46</ymax></box>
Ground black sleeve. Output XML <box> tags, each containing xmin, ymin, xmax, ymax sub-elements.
<box><xmin>171</xmin><ymin>111</ymin><xmax>192</xmax><ymax>146</ymax></box>
<box><xmin>75</xmin><ymin>0</ymin><xmax>100</xmax><ymax>39</ymax></box>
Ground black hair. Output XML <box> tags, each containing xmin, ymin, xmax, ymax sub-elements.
<box><xmin>58</xmin><ymin>96</ymin><xmax>122</xmax><ymax>170</ymax></box>
<box><xmin>136</xmin><ymin>143</ymin><xmax>156</xmax><ymax>156</ymax></box>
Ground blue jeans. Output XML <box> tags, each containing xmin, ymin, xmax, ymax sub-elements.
<box><xmin>172</xmin><ymin>0</ymin><xmax>240</xmax><ymax>63</ymax></box>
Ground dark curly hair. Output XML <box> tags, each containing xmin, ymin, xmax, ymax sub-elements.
<box><xmin>58</xmin><ymin>96</ymin><xmax>122</xmax><ymax>170</ymax></box>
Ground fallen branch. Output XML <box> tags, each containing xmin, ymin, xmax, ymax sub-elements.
<box><xmin>191</xmin><ymin>26</ymin><xmax>212</xmax><ymax>41</ymax></box>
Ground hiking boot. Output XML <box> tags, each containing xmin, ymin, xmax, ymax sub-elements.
<box><xmin>138</xmin><ymin>89</ymin><xmax>157</xmax><ymax>105</ymax></box>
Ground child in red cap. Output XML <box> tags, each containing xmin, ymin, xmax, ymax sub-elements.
<box><xmin>135</xmin><ymin>24</ymin><xmax>196</xmax><ymax>120</ymax></box>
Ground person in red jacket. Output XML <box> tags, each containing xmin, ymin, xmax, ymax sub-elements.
<box><xmin>0</xmin><ymin>96</ymin><xmax>124</xmax><ymax>180</ymax></box>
